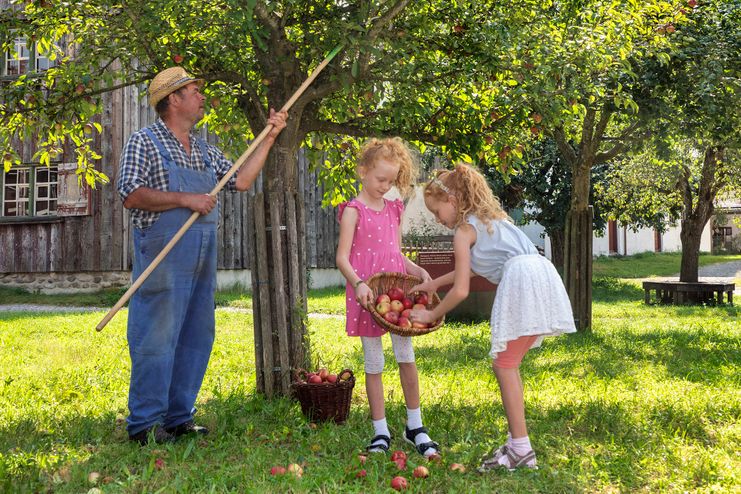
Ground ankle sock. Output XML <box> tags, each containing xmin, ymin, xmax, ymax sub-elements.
<box><xmin>372</xmin><ymin>417</ymin><xmax>390</xmax><ymax>438</ymax></box>
<box><xmin>498</xmin><ymin>435</ymin><xmax>536</xmax><ymax>468</ymax></box>
<box><xmin>406</xmin><ymin>407</ymin><xmax>437</xmax><ymax>456</ymax></box>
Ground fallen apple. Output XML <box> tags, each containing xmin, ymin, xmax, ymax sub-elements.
<box><xmin>356</xmin><ymin>469</ymin><xmax>367</xmax><ymax>478</ymax></box>
<box><xmin>450</xmin><ymin>463</ymin><xmax>466</xmax><ymax>473</ymax></box>
<box><xmin>390</xmin><ymin>450</ymin><xmax>407</xmax><ymax>462</ymax></box>
<box><xmin>287</xmin><ymin>463</ymin><xmax>303</xmax><ymax>477</ymax></box>
<box><xmin>394</xmin><ymin>457</ymin><xmax>407</xmax><ymax>470</ymax></box>
<box><xmin>390</xmin><ymin>476</ymin><xmax>408</xmax><ymax>491</ymax></box>
<box><xmin>413</xmin><ymin>465</ymin><xmax>429</xmax><ymax>478</ymax></box>
<box><xmin>270</xmin><ymin>465</ymin><xmax>286</xmax><ymax>476</ymax></box>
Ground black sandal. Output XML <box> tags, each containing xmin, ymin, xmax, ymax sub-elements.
<box><xmin>404</xmin><ymin>426</ymin><xmax>439</xmax><ymax>456</ymax></box>
<box><xmin>366</xmin><ymin>434</ymin><xmax>391</xmax><ymax>453</ymax></box>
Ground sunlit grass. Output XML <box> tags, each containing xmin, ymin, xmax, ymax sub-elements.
<box><xmin>1</xmin><ymin>275</ymin><xmax>738</xmax><ymax>492</ymax></box>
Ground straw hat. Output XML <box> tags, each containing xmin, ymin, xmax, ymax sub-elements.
<box><xmin>148</xmin><ymin>67</ymin><xmax>204</xmax><ymax>107</ymax></box>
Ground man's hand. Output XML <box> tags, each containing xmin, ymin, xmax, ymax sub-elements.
<box><xmin>266</xmin><ymin>108</ymin><xmax>288</xmax><ymax>139</ymax></box>
<box><xmin>185</xmin><ymin>193</ymin><xmax>217</xmax><ymax>215</ymax></box>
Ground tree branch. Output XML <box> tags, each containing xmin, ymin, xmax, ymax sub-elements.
<box><xmin>552</xmin><ymin>127</ymin><xmax>578</xmax><ymax>167</ymax></box>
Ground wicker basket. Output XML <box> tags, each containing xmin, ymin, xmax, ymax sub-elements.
<box><xmin>365</xmin><ymin>272</ymin><xmax>444</xmax><ymax>337</ymax></box>
<box><xmin>291</xmin><ymin>369</ymin><xmax>355</xmax><ymax>424</ymax></box>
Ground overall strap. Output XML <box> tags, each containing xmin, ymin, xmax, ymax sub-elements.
<box><xmin>195</xmin><ymin>137</ymin><xmax>212</xmax><ymax>168</ymax></box>
<box><xmin>143</xmin><ymin>127</ymin><xmax>174</xmax><ymax>169</ymax></box>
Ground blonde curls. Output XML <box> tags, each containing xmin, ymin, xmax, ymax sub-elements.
<box><xmin>358</xmin><ymin>137</ymin><xmax>419</xmax><ymax>198</ymax></box>
<box><xmin>424</xmin><ymin>163</ymin><xmax>508</xmax><ymax>229</ymax></box>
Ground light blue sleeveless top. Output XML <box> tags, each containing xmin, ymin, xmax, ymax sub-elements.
<box><xmin>466</xmin><ymin>216</ymin><xmax>538</xmax><ymax>283</ymax></box>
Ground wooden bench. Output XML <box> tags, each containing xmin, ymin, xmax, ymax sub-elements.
<box><xmin>642</xmin><ymin>278</ymin><xmax>735</xmax><ymax>305</ymax></box>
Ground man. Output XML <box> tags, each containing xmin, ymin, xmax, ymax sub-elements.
<box><xmin>116</xmin><ymin>67</ymin><xmax>287</xmax><ymax>445</ymax></box>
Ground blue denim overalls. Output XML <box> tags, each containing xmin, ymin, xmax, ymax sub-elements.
<box><xmin>126</xmin><ymin>128</ymin><xmax>218</xmax><ymax>435</ymax></box>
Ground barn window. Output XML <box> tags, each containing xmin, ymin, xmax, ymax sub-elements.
<box><xmin>2</xmin><ymin>34</ymin><xmax>60</xmax><ymax>76</ymax></box>
<box><xmin>1</xmin><ymin>163</ymin><xmax>89</xmax><ymax>219</ymax></box>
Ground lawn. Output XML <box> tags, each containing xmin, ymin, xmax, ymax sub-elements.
<box><xmin>0</xmin><ymin>254</ymin><xmax>739</xmax><ymax>493</ymax></box>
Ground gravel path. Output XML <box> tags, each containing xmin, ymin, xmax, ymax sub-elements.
<box><xmin>690</xmin><ymin>260</ymin><xmax>741</xmax><ymax>278</ymax></box>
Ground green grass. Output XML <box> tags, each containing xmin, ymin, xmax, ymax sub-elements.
<box><xmin>592</xmin><ymin>252</ymin><xmax>740</xmax><ymax>279</ymax></box>
<box><xmin>1</xmin><ymin>266</ymin><xmax>739</xmax><ymax>492</ymax></box>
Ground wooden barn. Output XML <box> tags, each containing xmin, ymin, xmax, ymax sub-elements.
<box><xmin>0</xmin><ymin>54</ymin><xmax>340</xmax><ymax>293</ymax></box>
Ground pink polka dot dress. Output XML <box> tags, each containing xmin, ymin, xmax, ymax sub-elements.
<box><xmin>338</xmin><ymin>198</ymin><xmax>406</xmax><ymax>337</ymax></box>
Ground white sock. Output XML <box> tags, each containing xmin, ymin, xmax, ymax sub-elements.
<box><xmin>498</xmin><ymin>435</ymin><xmax>536</xmax><ymax>467</ymax></box>
<box><xmin>406</xmin><ymin>407</ymin><xmax>437</xmax><ymax>456</ymax></box>
<box><xmin>373</xmin><ymin>417</ymin><xmax>390</xmax><ymax>438</ymax></box>
<box><xmin>406</xmin><ymin>407</ymin><xmax>423</xmax><ymax>430</ymax></box>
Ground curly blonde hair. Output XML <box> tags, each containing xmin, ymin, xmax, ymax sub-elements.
<box><xmin>358</xmin><ymin>137</ymin><xmax>419</xmax><ymax>198</ymax></box>
<box><xmin>424</xmin><ymin>163</ymin><xmax>508</xmax><ymax>229</ymax></box>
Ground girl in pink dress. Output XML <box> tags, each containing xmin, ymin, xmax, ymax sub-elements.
<box><xmin>336</xmin><ymin>137</ymin><xmax>440</xmax><ymax>458</ymax></box>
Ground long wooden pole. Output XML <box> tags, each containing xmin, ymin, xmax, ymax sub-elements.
<box><xmin>96</xmin><ymin>45</ymin><xmax>343</xmax><ymax>331</ymax></box>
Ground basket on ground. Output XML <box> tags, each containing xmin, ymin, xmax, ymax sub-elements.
<box><xmin>365</xmin><ymin>272</ymin><xmax>444</xmax><ymax>337</ymax></box>
<box><xmin>291</xmin><ymin>369</ymin><xmax>355</xmax><ymax>424</ymax></box>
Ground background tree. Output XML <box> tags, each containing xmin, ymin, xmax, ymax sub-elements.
<box><xmin>486</xmin><ymin>139</ymin><xmax>608</xmax><ymax>273</ymax></box>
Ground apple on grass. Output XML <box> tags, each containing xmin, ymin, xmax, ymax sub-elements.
<box><xmin>390</xmin><ymin>450</ymin><xmax>407</xmax><ymax>461</ymax></box>
<box><xmin>413</xmin><ymin>465</ymin><xmax>430</xmax><ymax>478</ymax></box>
<box><xmin>355</xmin><ymin>469</ymin><xmax>367</xmax><ymax>478</ymax></box>
<box><xmin>270</xmin><ymin>465</ymin><xmax>286</xmax><ymax>475</ymax></box>
<box><xmin>390</xmin><ymin>476</ymin><xmax>408</xmax><ymax>491</ymax></box>
<box><xmin>287</xmin><ymin>463</ymin><xmax>303</xmax><ymax>477</ymax></box>
<box><xmin>450</xmin><ymin>463</ymin><xmax>466</xmax><ymax>473</ymax></box>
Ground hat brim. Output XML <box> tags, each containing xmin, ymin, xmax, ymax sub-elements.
<box><xmin>149</xmin><ymin>77</ymin><xmax>205</xmax><ymax>107</ymax></box>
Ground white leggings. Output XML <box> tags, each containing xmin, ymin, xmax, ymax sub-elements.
<box><xmin>361</xmin><ymin>334</ymin><xmax>416</xmax><ymax>374</ymax></box>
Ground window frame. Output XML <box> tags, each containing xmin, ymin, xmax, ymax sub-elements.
<box><xmin>1</xmin><ymin>163</ymin><xmax>61</xmax><ymax>220</ymax></box>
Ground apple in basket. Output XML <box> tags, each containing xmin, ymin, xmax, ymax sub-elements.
<box><xmin>376</xmin><ymin>293</ymin><xmax>391</xmax><ymax>305</ymax></box>
<box><xmin>325</xmin><ymin>374</ymin><xmax>338</xmax><ymax>383</ymax></box>
<box><xmin>318</xmin><ymin>368</ymin><xmax>329</xmax><ymax>380</ymax></box>
<box><xmin>387</xmin><ymin>287</ymin><xmax>405</xmax><ymax>301</ymax></box>
<box><xmin>384</xmin><ymin>311</ymin><xmax>399</xmax><ymax>324</ymax></box>
<box><xmin>401</xmin><ymin>309</ymin><xmax>411</xmax><ymax>318</ymax></box>
<box><xmin>397</xmin><ymin>317</ymin><xmax>412</xmax><ymax>329</ymax></box>
<box><xmin>390</xmin><ymin>300</ymin><xmax>404</xmax><ymax>313</ymax></box>
<box><xmin>376</xmin><ymin>301</ymin><xmax>392</xmax><ymax>315</ymax></box>
<box><xmin>308</xmin><ymin>374</ymin><xmax>323</xmax><ymax>384</ymax></box>
<box><xmin>412</xmin><ymin>303</ymin><xmax>426</xmax><ymax>311</ymax></box>
<box><xmin>339</xmin><ymin>370</ymin><xmax>352</xmax><ymax>381</ymax></box>
<box><xmin>414</xmin><ymin>293</ymin><xmax>429</xmax><ymax>306</ymax></box>
<box><xmin>402</xmin><ymin>297</ymin><xmax>414</xmax><ymax>310</ymax></box>
<box><xmin>412</xmin><ymin>321</ymin><xmax>427</xmax><ymax>329</ymax></box>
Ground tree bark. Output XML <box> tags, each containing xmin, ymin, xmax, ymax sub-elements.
<box><xmin>678</xmin><ymin>146</ymin><xmax>724</xmax><ymax>283</ymax></box>
<box><xmin>548</xmin><ymin>227</ymin><xmax>565</xmax><ymax>274</ymax></box>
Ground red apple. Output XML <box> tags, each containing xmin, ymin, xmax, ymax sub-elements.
<box><xmin>387</xmin><ymin>287</ymin><xmax>405</xmax><ymax>301</ymax></box>
<box><xmin>401</xmin><ymin>309</ymin><xmax>412</xmax><ymax>319</ymax></box>
<box><xmin>412</xmin><ymin>303</ymin><xmax>426</xmax><ymax>311</ymax></box>
<box><xmin>384</xmin><ymin>311</ymin><xmax>399</xmax><ymax>324</ymax></box>
<box><xmin>531</xmin><ymin>112</ymin><xmax>543</xmax><ymax>124</ymax></box>
<box><xmin>394</xmin><ymin>457</ymin><xmax>407</xmax><ymax>470</ymax></box>
<box><xmin>325</xmin><ymin>374</ymin><xmax>337</xmax><ymax>383</ymax></box>
<box><xmin>308</xmin><ymin>375</ymin><xmax>322</xmax><ymax>384</ymax></box>
<box><xmin>358</xmin><ymin>454</ymin><xmax>367</xmax><ymax>464</ymax></box>
<box><xmin>154</xmin><ymin>458</ymin><xmax>165</xmax><ymax>470</ymax></box>
<box><xmin>356</xmin><ymin>469</ymin><xmax>367</xmax><ymax>478</ymax></box>
<box><xmin>413</xmin><ymin>465</ymin><xmax>429</xmax><ymax>478</ymax></box>
<box><xmin>412</xmin><ymin>321</ymin><xmax>427</xmax><ymax>329</ymax></box>
<box><xmin>397</xmin><ymin>317</ymin><xmax>411</xmax><ymax>328</ymax></box>
<box><xmin>450</xmin><ymin>463</ymin><xmax>466</xmax><ymax>473</ymax></box>
<box><xmin>688</xmin><ymin>0</ymin><xmax>697</xmax><ymax>6</ymax></box>
<box><xmin>414</xmin><ymin>293</ymin><xmax>429</xmax><ymax>305</ymax></box>
<box><xmin>530</xmin><ymin>126</ymin><xmax>540</xmax><ymax>136</ymax></box>
<box><xmin>172</xmin><ymin>54</ymin><xmax>184</xmax><ymax>64</ymax></box>
<box><xmin>287</xmin><ymin>463</ymin><xmax>303</xmax><ymax>477</ymax></box>
<box><xmin>376</xmin><ymin>294</ymin><xmax>391</xmax><ymax>305</ymax></box>
<box><xmin>401</xmin><ymin>297</ymin><xmax>414</xmax><ymax>310</ymax></box>
<box><xmin>390</xmin><ymin>476</ymin><xmax>408</xmax><ymax>491</ymax></box>
<box><xmin>390</xmin><ymin>300</ymin><xmax>404</xmax><ymax>313</ymax></box>
<box><xmin>318</xmin><ymin>368</ymin><xmax>329</xmax><ymax>380</ymax></box>
<box><xmin>376</xmin><ymin>301</ymin><xmax>391</xmax><ymax>315</ymax></box>
<box><xmin>390</xmin><ymin>450</ymin><xmax>407</xmax><ymax>461</ymax></box>
<box><xmin>270</xmin><ymin>465</ymin><xmax>286</xmax><ymax>475</ymax></box>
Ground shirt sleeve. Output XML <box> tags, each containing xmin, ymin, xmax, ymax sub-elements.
<box><xmin>338</xmin><ymin>200</ymin><xmax>361</xmax><ymax>222</ymax></box>
<box><xmin>208</xmin><ymin>143</ymin><xmax>237</xmax><ymax>192</ymax></box>
<box><xmin>391</xmin><ymin>199</ymin><xmax>405</xmax><ymax>225</ymax></box>
<box><xmin>116</xmin><ymin>131</ymin><xmax>153</xmax><ymax>201</ymax></box>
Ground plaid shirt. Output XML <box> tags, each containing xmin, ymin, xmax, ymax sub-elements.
<box><xmin>116</xmin><ymin>119</ymin><xmax>236</xmax><ymax>229</ymax></box>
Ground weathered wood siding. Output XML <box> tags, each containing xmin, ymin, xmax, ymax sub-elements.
<box><xmin>0</xmin><ymin>83</ymin><xmax>340</xmax><ymax>274</ymax></box>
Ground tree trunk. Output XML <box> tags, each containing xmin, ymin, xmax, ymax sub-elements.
<box><xmin>249</xmin><ymin>130</ymin><xmax>309</xmax><ymax>398</ymax></box>
<box><xmin>564</xmin><ymin>160</ymin><xmax>593</xmax><ymax>331</ymax></box>
<box><xmin>548</xmin><ymin>227</ymin><xmax>565</xmax><ymax>274</ymax></box>
<box><xmin>677</xmin><ymin>147</ymin><xmax>723</xmax><ymax>283</ymax></box>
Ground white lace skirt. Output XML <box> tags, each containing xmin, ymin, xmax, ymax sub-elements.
<box><xmin>490</xmin><ymin>254</ymin><xmax>576</xmax><ymax>359</ymax></box>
